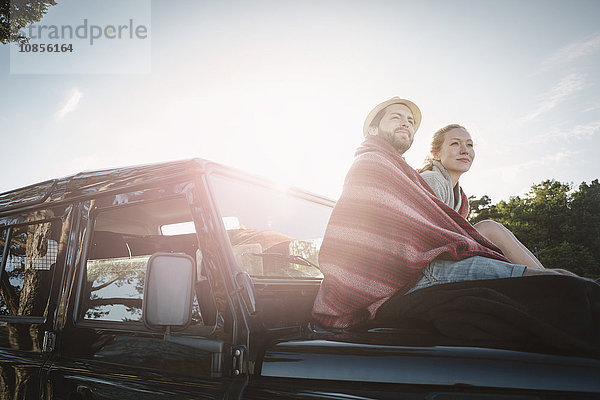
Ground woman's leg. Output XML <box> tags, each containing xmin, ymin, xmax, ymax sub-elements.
<box><xmin>522</xmin><ymin>267</ymin><xmax>579</xmax><ymax>277</ymax></box>
<box><xmin>473</xmin><ymin>219</ymin><xmax>545</xmax><ymax>270</ymax></box>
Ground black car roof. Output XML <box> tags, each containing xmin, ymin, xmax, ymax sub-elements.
<box><xmin>0</xmin><ymin>158</ymin><xmax>334</xmax><ymax>213</ymax></box>
<box><xmin>0</xmin><ymin>158</ymin><xmax>207</xmax><ymax>212</ymax></box>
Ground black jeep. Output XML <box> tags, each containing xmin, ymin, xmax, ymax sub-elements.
<box><xmin>0</xmin><ymin>158</ymin><xmax>599</xmax><ymax>399</ymax></box>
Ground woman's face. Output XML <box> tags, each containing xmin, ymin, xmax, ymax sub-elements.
<box><xmin>434</xmin><ymin>128</ymin><xmax>475</xmax><ymax>178</ymax></box>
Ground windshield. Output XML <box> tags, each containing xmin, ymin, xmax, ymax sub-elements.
<box><xmin>208</xmin><ymin>173</ymin><xmax>333</xmax><ymax>279</ymax></box>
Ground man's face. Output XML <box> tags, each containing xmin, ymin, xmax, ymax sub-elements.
<box><xmin>374</xmin><ymin>104</ymin><xmax>415</xmax><ymax>154</ymax></box>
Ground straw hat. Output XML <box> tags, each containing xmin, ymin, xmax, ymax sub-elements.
<box><xmin>363</xmin><ymin>97</ymin><xmax>422</xmax><ymax>137</ymax></box>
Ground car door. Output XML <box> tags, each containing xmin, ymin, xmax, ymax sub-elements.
<box><xmin>44</xmin><ymin>182</ymin><xmax>244</xmax><ymax>400</ymax></box>
<box><xmin>0</xmin><ymin>204</ymin><xmax>70</xmax><ymax>400</ymax></box>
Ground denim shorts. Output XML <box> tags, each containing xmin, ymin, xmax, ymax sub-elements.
<box><xmin>406</xmin><ymin>256</ymin><xmax>527</xmax><ymax>294</ymax></box>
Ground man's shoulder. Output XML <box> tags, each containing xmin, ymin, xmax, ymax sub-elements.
<box><xmin>353</xmin><ymin>145</ymin><xmax>410</xmax><ymax>169</ymax></box>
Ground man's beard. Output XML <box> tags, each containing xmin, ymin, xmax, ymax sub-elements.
<box><xmin>380</xmin><ymin>131</ymin><xmax>413</xmax><ymax>154</ymax></box>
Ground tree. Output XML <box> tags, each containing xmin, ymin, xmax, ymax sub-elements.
<box><xmin>497</xmin><ymin>181</ymin><xmax>573</xmax><ymax>250</ymax></box>
<box><xmin>538</xmin><ymin>241</ymin><xmax>596</xmax><ymax>278</ymax></box>
<box><xmin>571</xmin><ymin>180</ymin><xmax>600</xmax><ymax>261</ymax></box>
<box><xmin>469</xmin><ymin>179</ymin><xmax>600</xmax><ymax>279</ymax></box>
<box><xmin>467</xmin><ymin>194</ymin><xmax>498</xmax><ymax>224</ymax></box>
<box><xmin>0</xmin><ymin>0</ymin><xmax>56</xmax><ymax>44</ymax></box>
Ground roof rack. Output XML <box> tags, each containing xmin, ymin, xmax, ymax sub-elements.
<box><xmin>0</xmin><ymin>179</ymin><xmax>57</xmax><ymax>212</ymax></box>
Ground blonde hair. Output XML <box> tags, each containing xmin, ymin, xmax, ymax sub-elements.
<box><xmin>417</xmin><ymin>124</ymin><xmax>467</xmax><ymax>173</ymax></box>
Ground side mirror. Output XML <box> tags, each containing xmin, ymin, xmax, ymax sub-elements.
<box><xmin>143</xmin><ymin>252</ymin><xmax>194</xmax><ymax>331</ymax></box>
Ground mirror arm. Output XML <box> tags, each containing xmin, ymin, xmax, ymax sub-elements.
<box><xmin>235</xmin><ymin>271</ymin><xmax>256</xmax><ymax>315</ymax></box>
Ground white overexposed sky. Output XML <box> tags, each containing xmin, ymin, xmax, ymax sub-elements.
<box><xmin>1</xmin><ymin>0</ymin><xmax>599</xmax><ymax>203</ymax></box>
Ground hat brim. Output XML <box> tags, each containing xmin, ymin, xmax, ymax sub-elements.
<box><xmin>363</xmin><ymin>97</ymin><xmax>422</xmax><ymax>137</ymax></box>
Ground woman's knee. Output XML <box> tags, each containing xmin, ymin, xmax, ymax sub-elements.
<box><xmin>474</xmin><ymin>219</ymin><xmax>504</xmax><ymax>238</ymax></box>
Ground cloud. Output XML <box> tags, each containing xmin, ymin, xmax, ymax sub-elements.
<box><xmin>519</xmin><ymin>73</ymin><xmax>586</xmax><ymax>123</ymax></box>
<box><xmin>569</xmin><ymin>121</ymin><xmax>600</xmax><ymax>139</ymax></box>
<box><xmin>583</xmin><ymin>103</ymin><xmax>600</xmax><ymax>113</ymax></box>
<box><xmin>498</xmin><ymin>150</ymin><xmax>577</xmax><ymax>185</ymax></box>
<box><xmin>523</xmin><ymin>121</ymin><xmax>600</xmax><ymax>144</ymax></box>
<box><xmin>523</xmin><ymin>150</ymin><xmax>574</xmax><ymax>168</ymax></box>
<box><xmin>55</xmin><ymin>88</ymin><xmax>83</xmax><ymax>120</ymax></box>
<box><xmin>540</xmin><ymin>33</ymin><xmax>600</xmax><ymax>71</ymax></box>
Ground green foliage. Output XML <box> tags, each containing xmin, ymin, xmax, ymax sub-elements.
<box><xmin>469</xmin><ymin>179</ymin><xmax>600</xmax><ymax>279</ymax></box>
<box><xmin>467</xmin><ymin>194</ymin><xmax>497</xmax><ymax>223</ymax></box>
<box><xmin>0</xmin><ymin>0</ymin><xmax>57</xmax><ymax>44</ymax></box>
<box><xmin>538</xmin><ymin>242</ymin><xmax>596</xmax><ymax>278</ymax></box>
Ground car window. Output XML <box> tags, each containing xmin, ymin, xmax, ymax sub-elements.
<box><xmin>80</xmin><ymin>197</ymin><xmax>213</xmax><ymax>326</ymax></box>
<box><xmin>0</xmin><ymin>218</ymin><xmax>60</xmax><ymax>318</ymax></box>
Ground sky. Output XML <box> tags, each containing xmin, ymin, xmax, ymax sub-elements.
<box><xmin>1</xmin><ymin>0</ymin><xmax>599</xmax><ymax>203</ymax></box>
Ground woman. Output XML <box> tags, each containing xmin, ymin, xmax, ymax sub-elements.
<box><xmin>418</xmin><ymin>124</ymin><xmax>549</xmax><ymax>271</ymax></box>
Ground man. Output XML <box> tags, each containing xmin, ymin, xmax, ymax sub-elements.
<box><xmin>311</xmin><ymin>97</ymin><xmax>539</xmax><ymax>329</ymax></box>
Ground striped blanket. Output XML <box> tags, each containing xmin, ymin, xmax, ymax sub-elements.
<box><xmin>312</xmin><ymin>135</ymin><xmax>508</xmax><ymax>329</ymax></box>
